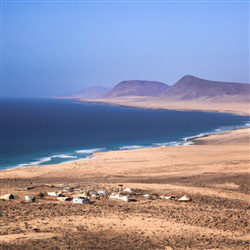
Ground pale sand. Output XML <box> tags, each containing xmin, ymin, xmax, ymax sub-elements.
<box><xmin>1</xmin><ymin>102</ymin><xmax>250</xmax><ymax>249</ymax></box>
<box><xmin>1</xmin><ymin>128</ymin><xmax>249</xmax><ymax>187</ymax></box>
<box><xmin>80</xmin><ymin>96</ymin><xmax>250</xmax><ymax>115</ymax></box>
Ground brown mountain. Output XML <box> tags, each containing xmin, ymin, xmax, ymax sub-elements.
<box><xmin>162</xmin><ymin>75</ymin><xmax>250</xmax><ymax>100</ymax></box>
<box><xmin>102</xmin><ymin>80</ymin><xmax>169</xmax><ymax>98</ymax></box>
<box><xmin>70</xmin><ymin>86</ymin><xmax>110</xmax><ymax>99</ymax></box>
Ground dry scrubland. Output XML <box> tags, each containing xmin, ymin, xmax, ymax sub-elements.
<box><xmin>1</xmin><ymin>100</ymin><xmax>249</xmax><ymax>250</ymax></box>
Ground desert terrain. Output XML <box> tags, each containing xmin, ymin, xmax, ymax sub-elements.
<box><xmin>1</xmin><ymin>123</ymin><xmax>249</xmax><ymax>249</ymax></box>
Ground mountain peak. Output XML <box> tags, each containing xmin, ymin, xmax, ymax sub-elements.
<box><xmin>103</xmin><ymin>80</ymin><xmax>169</xmax><ymax>98</ymax></box>
<box><xmin>181</xmin><ymin>75</ymin><xmax>196</xmax><ymax>80</ymax></box>
<box><xmin>162</xmin><ymin>76</ymin><xmax>249</xmax><ymax>100</ymax></box>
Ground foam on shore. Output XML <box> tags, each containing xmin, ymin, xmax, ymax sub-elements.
<box><xmin>5</xmin><ymin>121</ymin><xmax>250</xmax><ymax>170</ymax></box>
<box><xmin>75</xmin><ymin>148</ymin><xmax>105</xmax><ymax>154</ymax></box>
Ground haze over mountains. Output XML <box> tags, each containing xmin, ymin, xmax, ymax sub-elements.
<box><xmin>70</xmin><ymin>75</ymin><xmax>249</xmax><ymax>102</ymax></box>
<box><xmin>70</xmin><ymin>86</ymin><xmax>110</xmax><ymax>99</ymax></box>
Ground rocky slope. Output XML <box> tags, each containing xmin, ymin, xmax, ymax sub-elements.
<box><xmin>102</xmin><ymin>80</ymin><xmax>169</xmax><ymax>98</ymax></box>
<box><xmin>161</xmin><ymin>75</ymin><xmax>250</xmax><ymax>100</ymax></box>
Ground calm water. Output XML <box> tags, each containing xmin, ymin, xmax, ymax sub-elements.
<box><xmin>1</xmin><ymin>98</ymin><xmax>249</xmax><ymax>170</ymax></box>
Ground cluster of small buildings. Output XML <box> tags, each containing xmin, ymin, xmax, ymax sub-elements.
<box><xmin>0</xmin><ymin>185</ymin><xmax>191</xmax><ymax>204</ymax></box>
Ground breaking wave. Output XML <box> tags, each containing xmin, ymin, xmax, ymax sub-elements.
<box><xmin>18</xmin><ymin>154</ymin><xmax>77</xmax><ymax>168</ymax></box>
<box><xmin>119</xmin><ymin>145</ymin><xmax>147</xmax><ymax>150</ymax></box>
<box><xmin>183</xmin><ymin>132</ymin><xmax>211</xmax><ymax>142</ymax></box>
<box><xmin>9</xmin><ymin>121</ymin><xmax>250</xmax><ymax>170</ymax></box>
<box><xmin>183</xmin><ymin>122</ymin><xmax>250</xmax><ymax>142</ymax></box>
<box><xmin>51</xmin><ymin>154</ymin><xmax>77</xmax><ymax>159</ymax></box>
<box><xmin>16</xmin><ymin>148</ymin><xmax>106</xmax><ymax>169</ymax></box>
<box><xmin>19</xmin><ymin>157</ymin><xmax>52</xmax><ymax>167</ymax></box>
<box><xmin>75</xmin><ymin>148</ymin><xmax>105</xmax><ymax>154</ymax></box>
<box><xmin>118</xmin><ymin>121</ymin><xmax>250</xmax><ymax>152</ymax></box>
<box><xmin>153</xmin><ymin>140</ymin><xmax>193</xmax><ymax>147</ymax></box>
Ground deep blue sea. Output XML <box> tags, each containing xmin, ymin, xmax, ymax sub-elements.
<box><xmin>1</xmin><ymin>98</ymin><xmax>249</xmax><ymax>170</ymax></box>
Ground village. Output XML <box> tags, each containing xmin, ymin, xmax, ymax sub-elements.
<box><xmin>0</xmin><ymin>184</ymin><xmax>191</xmax><ymax>204</ymax></box>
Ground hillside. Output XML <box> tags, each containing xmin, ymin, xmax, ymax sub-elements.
<box><xmin>102</xmin><ymin>80</ymin><xmax>169</xmax><ymax>98</ymax></box>
<box><xmin>162</xmin><ymin>75</ymin><xmax>250</xmax><ymax>100</ymax></box>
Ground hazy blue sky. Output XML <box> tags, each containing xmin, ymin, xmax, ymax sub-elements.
<box><xmin>1</xmin><ymin>0</ymin><xmax>249</xmax><ymax>97</ymax></box>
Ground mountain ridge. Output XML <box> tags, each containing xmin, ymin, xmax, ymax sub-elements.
<box><xmin>65</xmin><ymin>75</ymin><xmax>249</xmax><ymax>101</ymax></box>
<box><xmin>161</xmin><ymin>75</ymin><xmax>249</xmax><ymax>100</ymax></box>
<box><xmin>102</xmin><ymin>80</ymin><xmax>169</xmax><ymax>98</ymax></box>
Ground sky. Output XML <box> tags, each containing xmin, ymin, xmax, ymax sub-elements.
<box><xmin>1</xmin><ymin>0</ymin><xmax>249</xmax><ymax>98</ymax></box>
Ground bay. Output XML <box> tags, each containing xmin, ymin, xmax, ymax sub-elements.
<box><xmin>1</xmin><ymin>98</ymin><xmax>249</xmax><ymax>170</ymax></box>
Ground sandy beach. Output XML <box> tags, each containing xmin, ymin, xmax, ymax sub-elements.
<box><xmin>1</xmin><ymin>119</ymin><xmax>249</xmax><ymax>249</ymax></box>
<box><xmin>80</xmin><ymin>96</ymin><xmax>250</xmax><ymax>116</ymax></box>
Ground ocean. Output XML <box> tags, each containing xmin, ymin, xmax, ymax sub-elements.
<box><xmin>1</xmin><ymin>98</ymin><xmax>249</xmax><ymax>170</ymax></box>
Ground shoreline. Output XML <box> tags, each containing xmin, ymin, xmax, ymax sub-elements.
<box><xmin>78</xmin><ymin>97</ymin><xmax>250</xmax><ymax>116</ymax></box>
<box><xmin>1</xmin><ymin>121</ymin><xmax>249</xmax><ymax>172</ymax></box>
<box><xmin>1</xmin><ymin>126</ymin><xmax>249</xmax><ymax>179</ymax></box>
<box><xmin>81</xmin><ymin>100</ymin><xmax>243</xmax><ymax>116</ymax></box>
<box><xmin>1</xmin><ymin>109</ymin><xmax>249</xmax><ymax>249</ymax></box>
<box><xmin>1</xmin><ymin>97</ymin><xmax>249</xmax><ymax>172</ymax></box>
<box><xmin>0</xmin><ymin>127</ymin><xmax>250</xmax><ymax>174</ymax></box>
